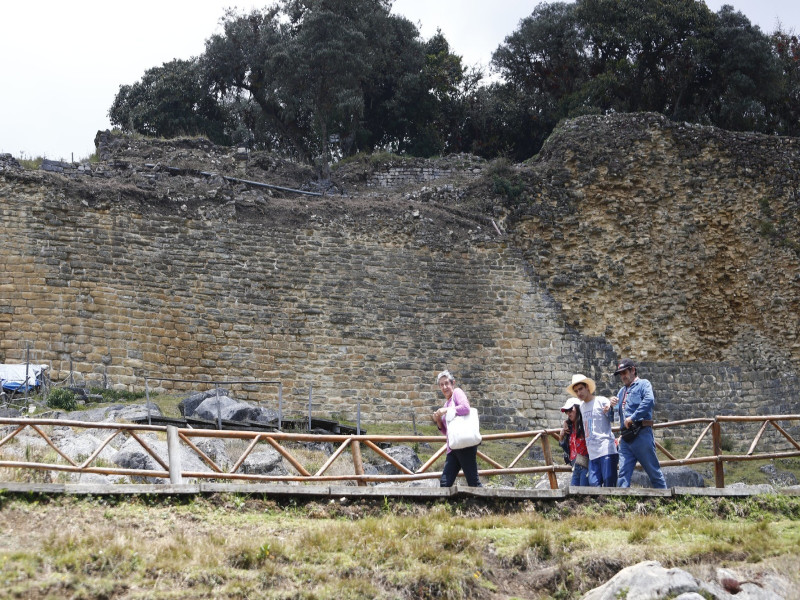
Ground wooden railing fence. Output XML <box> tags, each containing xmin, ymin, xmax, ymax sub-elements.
<box><xmin>1</xmin><ymin>414</ymin><xmax>799</xmax><ymax>489</ymax></box>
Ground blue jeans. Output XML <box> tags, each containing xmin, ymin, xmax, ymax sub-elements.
<box><xmin>588</xmin><ymin>453</ymin><xmax>619</xmax><ymax>487</ymax></box>
<box><xmin>440</xmin><ymin>445</ymin><xmax>482</xmax><ymax>487</ymax></box>
<box><xmin>571</xmin><ymin>462</ymin><xmax>590</xmax><ymax>486</ymax></box>
<box><xmin>617</xmin><ymin>427</ymin><xmax>667</xmax><ymax>489</ymax></box>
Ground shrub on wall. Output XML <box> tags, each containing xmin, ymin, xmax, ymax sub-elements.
<box><xmin>46</xmin><ymin>388</ymin><xmax>78</xmax><ymax>412</ymax></box>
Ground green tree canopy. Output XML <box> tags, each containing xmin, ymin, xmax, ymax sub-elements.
<box><xmin>109</xmin><ymin>0</ymin><xmax>800</xmax><ymax>168</ymax></box>
<box><xmin>109</xmin><ymin>0</ymin><xmax>471</xmax><ymax>174</ymax></box>
<box><xmin>486</xmin><ymin>0</ymin><xmax>795</xmax><ymax>160</ymax></box>
<box><xmin>108</xmin><ymin>58</ymin><xmax>228</xmax><ymax>144</ymax></box>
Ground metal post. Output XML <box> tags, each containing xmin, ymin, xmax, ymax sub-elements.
<box><xmin>411</xmin><ymin>413</ymin><xmax>417</xmax><ymax>436</ymax></box>
<box><xmin>357</xmin><ymin>401</ymin><xmax>361</xmax><ymax>435</ymax></box>
<box><xmin>24</xmin><ymin>343</ymin><xmax>30</xmax><ymax>408</ymax></box>
<box><xmin>278</xmin><ymin>383</ymin><xmax>283</xmax><ymax>431</ymax></box>
<box><xmin>216</xmin><ymin>385</ymin><xmax>222</xmax><ymax>430</ymax></box>
<box><xmin>308</xmin><ymin>384</ymin><xmax>313</xmax><ymax>432</ymax></box>
<box><xmin>144</xmin><ymin>376</ymin><xmax>152</xmax><ymax>426</ymax></box>
<box><xmin>166</xmin><ymin>426</ymin><xmax>183</xmax><ymax>485</ymax></box>
<box><xmin>69</xmin><ymin>358</ymin><xmax>74</xmax><ymax>387</ymax></box>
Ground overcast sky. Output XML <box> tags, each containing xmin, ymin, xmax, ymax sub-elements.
<box><xmin>0</xmin><ymin>0</ymin><xmax>797</xmax><ymax>161</ymax></box>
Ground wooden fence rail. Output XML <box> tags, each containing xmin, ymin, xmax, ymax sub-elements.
<box><xmin>1</xmin><ymin>415</ymin><xmax>799</xmax><ymax>488</ymax></box>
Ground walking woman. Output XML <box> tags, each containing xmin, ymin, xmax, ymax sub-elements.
<box><xmin>431</xmin><ymin>370</ymin><xmax>482</xmax><ymax>487</ymax></box>
<box><xmin>558</xmin><ymin>397</ymin><xmax>590</xmax><ymax>487</ymax></box>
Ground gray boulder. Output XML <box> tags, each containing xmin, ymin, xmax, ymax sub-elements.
<box><xmin>193</xmin><ymin>438</ymin><xmax>232</xmax><ymax>471</ymax></box>
<box><xmin>582</xmin><ymin>560</ymin><xmax>701</xmax><ymax>599</ymax></box>
<box><xmin>65</xmin><ymin>402</ymin><xmax>163</xmax><ymax>424</ymax></box>
<box><xmin>238</xmin><ymin>448</ymin><xmax>288</xmax><ymax>476</ymax></box>
<box><xmin>194</xmin><ymin>395</ymin><xmax>261</xmax><ymax>422</ymax></box>
<box><xmin>759</xmin><ymin>463</ymin><xmax>798</xmax><ymax>487</ymax></box>
<box><xmin>536</xmin><ymin>472</ymin><xmax>571</xmax><ymax>489</ymax></box>
<box><xmin>113</xmin><ymin>434</ymin><xmax>213</xmax><ymax>483</ymax></box>
<box><xmin>584</xmin><ymin>561</ymin><xmax>791</xmax><ymax>600</ymax></box>
<box><xmin>65</xmin><ymin>405</ymin><xmax>126</xmax><ymax>422</ymax></box>
<box><xmin>251</xmin><ymin>407</ymin><xmax>280</xmax><ymax>424</ymax></box>
<box><xmin>55</xmin><ymin>432</ymin><xmax>118</xmax><ymax>463</ymax></box>
<box><xmin>631</xmin><ymin>466</ymin><xmax>705</xmax><ymax>488</ymax></box>
<box><xmin>300</xmin><ymin>440</ymin><xmax>335</xmax><ymax>455</ymax></box>
<box><xmin>727</xmin><ymin>482</ymin><xmax>777</xmax><ymax>494</ymax></box>
<box><xmin>370</xmin><ymin>445</ymin><xmax>422</xmax><ymax>475</ymax></box>
<box><xmin>699</xmin><ymin>566</ymin><xmax>790</xmax><ymax>600</ymax></box>
<box><xmin>179</xmin><ymin>389</ymin><xmax>229</xmax><ymax>417</ymax></box>
<box><xmin>76</xmin><ymin>472</ymin><xmax>130</xmax><ymax>485</ymax></box>
<box><xmin>107</xmin><ymin>402</ymin><xmax>163</xmax><ymax>423</ymax></box>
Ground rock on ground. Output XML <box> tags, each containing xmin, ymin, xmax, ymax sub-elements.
<box><xmin>631</xmin><ymin>466</ymin><xmax>705</xmax><ymax>488</ymax></box>
<box><xmin>113</xmin><ymin>434</ymin><xmax>216</xmax><ymax>483</ymax></box>
<box><xmin>369</xmin><ymin>445</ymin><xmax>422</xmax><ymax>475</ymax></box>
<box><xmin>581</xmin><ymin>560</ymin><xmax>791</xmax><ymax>600</ymax></box>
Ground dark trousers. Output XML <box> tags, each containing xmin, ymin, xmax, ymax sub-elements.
<box><xmin>440</xmin><ymin>445</ymin><xmax>482</xmax><ymax>487</ymax></box>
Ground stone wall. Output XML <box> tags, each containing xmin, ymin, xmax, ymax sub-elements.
<box><xmin>366</xmin><ymin>163</ymin><xmax>483</xmax><ymax>188</ymax></box>
<box><xmin>0</xmin><ymin>172</ymin><xmax>596</xmax><ymax>429</ymax></box>
<box><xmin>2</xmin><ymin>115</ymin><xmax>799</xmax><ymax>446</ymax></box>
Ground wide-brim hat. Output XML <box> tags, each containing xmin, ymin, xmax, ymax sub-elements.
<box><xmin>566</xmin><ymin>374</ymin><xmax>596</xmax><ymax>397</ymax></box>
<box><xmin>560</xmin><ymin>397</ymin><xmax>582</xmax><ymax>412</ymax></box>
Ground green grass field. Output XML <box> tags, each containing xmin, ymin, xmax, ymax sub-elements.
<box><xmin>0</xmin><ymin>492</ymin><xmax>798</xmax><ymax>599</ymax></box>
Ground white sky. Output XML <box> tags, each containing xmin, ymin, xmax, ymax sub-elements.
<box><xmin>0</xmin><ymin>0</ymin><xmax>797</xmax><ymax>161</ymax></box>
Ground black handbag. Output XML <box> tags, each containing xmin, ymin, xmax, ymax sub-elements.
<box><xmin>620</xmin><ymin>420</ymin><xmax>643</xmax><ymax>442</ymax></box>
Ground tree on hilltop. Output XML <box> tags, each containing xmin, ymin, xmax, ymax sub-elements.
<box><xmin>109</xmin><ymin>0</ymin><xmax>472</xmax><ymax>176</ymax></box>
<box><xmin>108</xmin><ymin>59</ymin><xmax>228</xmax><ymax>144</ymax></box>
<box><xmin>109</xmin><ymin>0</ymin><xmax>800</xmax><ymax>167</ymax></box>
<box><xmin>482</xmin><ymin>0</ymin><xmax>793</xmax><ymax>161</ymax></box>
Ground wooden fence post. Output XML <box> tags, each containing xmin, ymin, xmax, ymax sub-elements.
<box><xmin>712</xmin><ymin>420</ymin><xmax>725</xmax><ymax>488</ymax></box>
<box><xmin>351</xmin><ymin>440</ymin><xmax>367</xmax><ymax>487</ymax></box>
<box><xmin>541</xmin><ymin>433</ymin><xmax>559</xmax><ymax>490</ymax></box>
<box><xmin>166</xmin><ymin>425</ymin><xmax>183</xmax><ymax>485</ymax></box>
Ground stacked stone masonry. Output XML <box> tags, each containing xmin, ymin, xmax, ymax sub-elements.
<box><xmin>1</xmin><ymin>115</ymin><xmax>798</xmax><ymax>452</ymax></box>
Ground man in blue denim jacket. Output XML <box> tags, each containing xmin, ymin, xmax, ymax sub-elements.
<box><xmin>612</xmin><ymin>359</ymin><xmax>667</xmax><ymax>488</ymax></box>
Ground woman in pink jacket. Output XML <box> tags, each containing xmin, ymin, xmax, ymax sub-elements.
<box><xmin>431</xmin><ymin>370</ymin><xmax>482</xmax><ymax>487</ymax></box>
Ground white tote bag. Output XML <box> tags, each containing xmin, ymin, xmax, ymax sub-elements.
<box><xmin>445</xmin><ymin>407</ymin><xmax>482</xmax><ymax>449</ymax></box>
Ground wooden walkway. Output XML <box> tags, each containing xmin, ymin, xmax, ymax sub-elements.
<box><xmin>1</xmin><ymin>481</ymin><xmax>798</xmax><ymax>499</ymax></box>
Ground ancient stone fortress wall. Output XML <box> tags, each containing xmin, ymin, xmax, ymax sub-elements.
<box><xmin>1</xmin><ymin>114</ymin><xmax>799</xmax><ymax>447</ymax></box>
<box><xmin>366</xmin><ymin>160</ymin><xmax>484</xmax><ymax>188</ymax></box>
<box><xmin>1</xmin><ymin>166</ymin><xmax>599</xmax><ymax>430</ymax></box>
<box><xmin>506</xmin><ymin>112</ymin><xmax>800</xmax><ymax>445</ymax></box>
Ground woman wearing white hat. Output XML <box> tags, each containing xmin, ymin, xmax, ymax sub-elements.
<box><xmin>558</xmin><ymin>397</ymin><xmax>590</xmax><ymax>486</ymax></box>
<box><xmin>566</xmin><ymin>374</ymin><xmax>618</xmax><ymax>487</ymax></box>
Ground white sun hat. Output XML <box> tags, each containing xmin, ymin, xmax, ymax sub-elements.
<box><xmin>560</xmin><ymin>397</ymin><xmax>582</xmax><ymax>412</ymax></box>
<box><xmin>565</xmin><ymin>374</ymin><xmax>596</xmax><ymax>397</ymax></box>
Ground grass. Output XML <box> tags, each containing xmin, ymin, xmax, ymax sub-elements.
<box><xmin>0</xmin><ymin>493</ymin><xmax>798</xmax><ymax>599</ymax></box>
<box><xmin>14</xmin><ymin>150</ymin><xmax>98</xmax><ymax>168</ymax></box>
<box><xmin>334</xmin><ymin>150</ymin><xmax>407</xmax><ymax>168</ymax></box>
<box><xmin>17</xmin><ymin>155</ymin><xmax>43</xmax><ymax>169</ymax></box>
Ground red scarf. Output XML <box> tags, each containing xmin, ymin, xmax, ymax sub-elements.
<box><xmin>569</xmin><ymin>428</ymin><xmax>588</xmax><ymax>460</ymax></box>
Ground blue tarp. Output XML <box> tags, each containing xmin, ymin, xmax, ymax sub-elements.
<box><xmin>0</xmin><ymin>364</ymin><xmax>47</xmax><ymax>393</ymax></box>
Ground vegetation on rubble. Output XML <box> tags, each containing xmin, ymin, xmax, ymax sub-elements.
<box><xmin>87</xmin><ymin>388</ymin><xmax>147</xmax><ymax>403</ymax></box>
<box><xmin>45</xmin><ymin>388</ymin><xmax>78</xmax><ymax>412</ymax></box>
